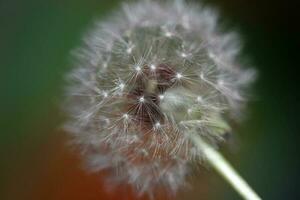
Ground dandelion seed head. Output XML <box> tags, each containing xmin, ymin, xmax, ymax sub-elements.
<box><xmin>65</xmin><ymin>0</ymin><xmax>255</xmax><ymax>197</ymax></box>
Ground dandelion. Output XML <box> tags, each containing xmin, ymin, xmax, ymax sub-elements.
<box><xmin>64</xmin><ymin>0</ymin><xmax>260</xmax><ymax>199</ymax></box>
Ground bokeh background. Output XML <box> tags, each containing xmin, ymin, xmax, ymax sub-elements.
<box><xmin>1</xmin><ymin>0</ymin><xmax>299</xmax><ymax>199</ymax></box>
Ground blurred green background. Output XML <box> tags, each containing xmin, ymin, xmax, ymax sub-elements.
<box><xmin>0</xmin><ymin>0</ymin><xmax>299</xmax><ymax>199</ymax></box>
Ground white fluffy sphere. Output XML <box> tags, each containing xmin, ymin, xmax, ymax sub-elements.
<box><xmin>64</xmin><ymin>0</ymin><xmax>255</xmax><ymax>196</ymax></box>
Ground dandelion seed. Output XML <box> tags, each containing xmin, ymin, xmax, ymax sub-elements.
<box><xmin>126</xmin><ymin>44</ymin><xmax>134</xmax><ymax>54</ymax></box>
<box><xmin>150</xmin><ymin>64</ymin><xmax>156</xmax><ymax>70</ymax></box>
<box><xmin>200</xmin><ymin>72</ymin><xmax>205</xmax><ymax>80</ymax></box>
<box><xmin>196</xmin><ymin>96</ymin><xmax>202</xmax><ymax>102</ymax></box>
<box><xmin>103</xmin><ymin>62</ymin><xmax>108</xmax><ymax>69</ymax></box>
<box><xmin>139</xmin><ymin>96</ymin><xmax>145</xmax><ymax>103</ymax></box>
<box><xmin>103</xmin><ymin>92</ymin><xmax>108</xmax><ymax>98</ymax></box>
<box><xmin>208</xmin><ymin>52</ymin><xmax>216</xmax><ymax>59</ymax></box>
<box><xmin>127</xmin><ymin>48</ymin><xmax>132</xmax><ymax>54</ymax></box>
<box><xmin>165</xmin><ymin>31</ymin><xmax>173</xmax><ymax>37</ymax></box>
<box><xmin>123</xmin><ymin>113</ymin><xmax>129</xmax><ymax>119</ymax></box>
<box><xmin>218</xmin><ymin>79</ymin><xmax>224</xmax><ymax>86</ymax></box>
<box><xmin>119</xmin><ymin>83</ymin><xmax>125</xmax><ymax>90</ymax></box>
<box><xmin>135</xmin><ymin>66</ymin><xmax>141</xmax><ymax>72</ymax></box>
<box><xmin>181</xmin><ymin>52</ymin><xmax>187</xmax><ymax>58</ymax></box>
<box><xmin>176</xmin><ymin>73</ymin><xmax>183</xmax><ymax>79</ymax></box>
<box><xmin>154</xmin><ymin>122</ymin><xmax>161</xmax><ymax>130</ymax></box>
<box><xmin>104</xmin><ymin>118</ymin><xmax>110</xmax><ymax>125</ymax></box>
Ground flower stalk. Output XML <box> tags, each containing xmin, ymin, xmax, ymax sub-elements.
<box><xmin>189</xmin><ymin>132</ymin><xmax>261</xmax><ymax>200</ymax></box>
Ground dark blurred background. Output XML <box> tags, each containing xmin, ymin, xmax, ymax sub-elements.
<box><xmin>0</xmin><ymin>0</ymin><xmax>299</xmax><ymax>199</ymax></box>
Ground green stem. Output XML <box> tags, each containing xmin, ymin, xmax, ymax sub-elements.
<box><xmin>189</xmin><ymin>133</ymin><xmax>262</xmax><ymax>200</ymax></box>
